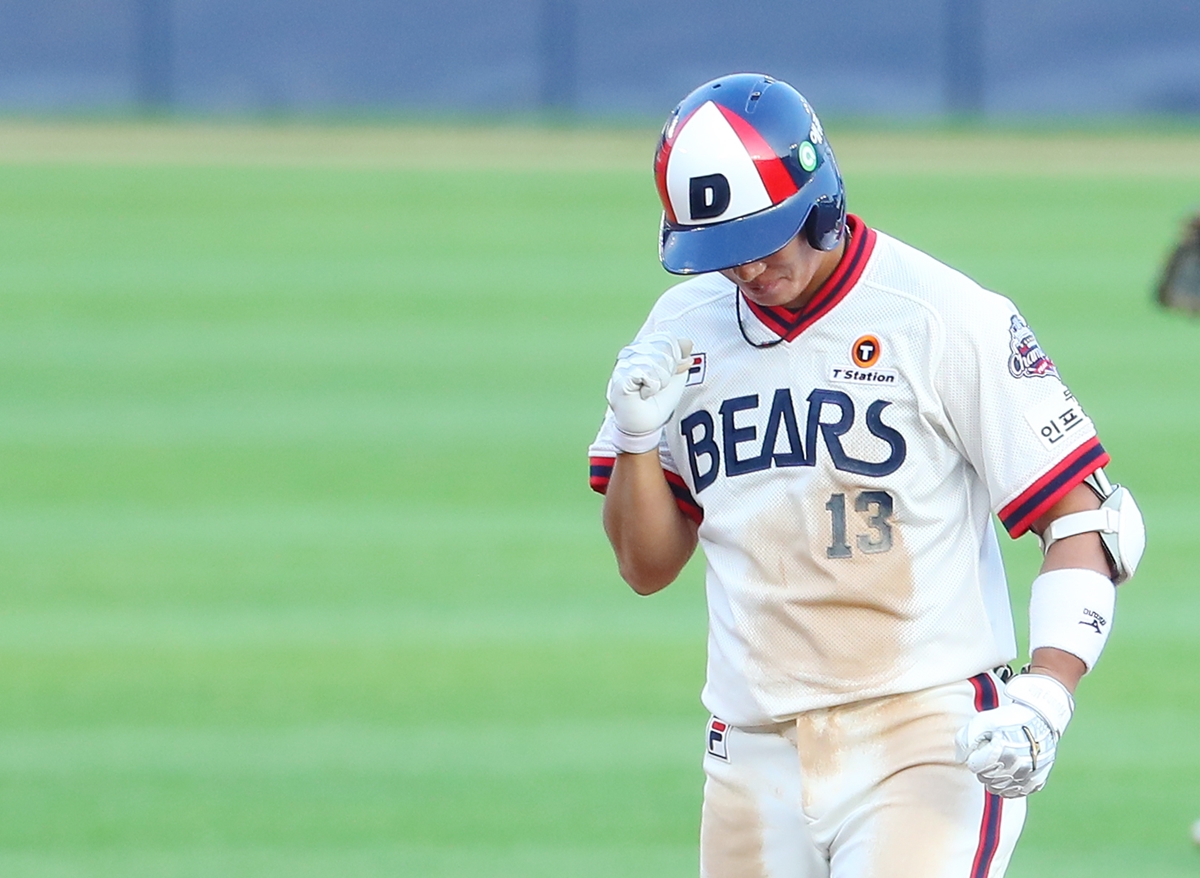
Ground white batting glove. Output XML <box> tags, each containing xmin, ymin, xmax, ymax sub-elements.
<box><xmin>606</xmin><ymin>332</ymin><xmax>694</xmax><ymax>454</ymax></box>
<box><xmin>955</xmin><ymin>674</ymin><xmax>1075</xmax><ymax>798</ymax></box>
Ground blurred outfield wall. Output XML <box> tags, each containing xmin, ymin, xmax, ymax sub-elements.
<box><xmin>2</xmin><ymin>0</ymin><xmax>1199</xmax><ymax>118</ymax></box>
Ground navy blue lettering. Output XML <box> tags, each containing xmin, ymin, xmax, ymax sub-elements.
<box><xmin>689</xmin><ymin>173</ymin><xmax>731</xmax><ymax>220</ymax></box>
<box><xmin>860</xmin><ymin>400</ymin><xmax>907</xmax><ymax>476</ymax></box>
<box><xmin>720</xmin><ymin>395</ymin><xmax>766</xmax><ymax>476</ymax></box>
<box><xmin>683</xmin><ymin>390</ymin><xmax>906</xmax><ymax>488</ymax></box>
<box><xmin>805</xmin><ymin>389</ymin><xmax>855</xmax><ymax>470</ymax></box>
<box><xmin>761</xmin><ymin>388</ymin><xmax>808</xmax><ymax>467</ymax></box>
<box><xmin>681</xmin><ymin>410</ymin><xmax>719</xmax><ymax>492</ymax></box>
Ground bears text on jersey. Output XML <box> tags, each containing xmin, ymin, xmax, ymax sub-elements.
<box><xmin>680</xmin><ymin>387</ymin><xmax>908</xmax><ymax>492</ymax></box>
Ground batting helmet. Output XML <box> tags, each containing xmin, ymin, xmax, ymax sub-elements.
<box><xmin>654</xmin><ymin>74</ymin><xmax>845</xmax><ymax>275</ymax></box>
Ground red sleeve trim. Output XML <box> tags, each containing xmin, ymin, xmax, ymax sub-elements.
<box><xmin>589</xmin><ymin>456</ymin><xmax>703</xmax><ymax>525</ymax></box>
<box><xmin>589</xmin><ymin>456</ymin><xmax>614</xmax><ymax>494</ymax></box>
<box><xmin>664</xmin><ymin>470</ymin><xmax>704</xmax><ymax>525</ymax></box>
<box><xmin>999</xmin><ymin>437</ymin><xmax>1109</xmax><ymax>537</ymax></box>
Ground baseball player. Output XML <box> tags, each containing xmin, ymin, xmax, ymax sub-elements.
<box><xmin>588</xmin><ymin>74</ymin><xmax>1145</xmax><ymax>878</ymax></box>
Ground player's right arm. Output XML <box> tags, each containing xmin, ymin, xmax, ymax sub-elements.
<box><xmin>599</xmin><ymin>331</ymin><xmax>699</xmax><ymax>595</ymax></box>
<box><xmin>604</xmin><ymin>450</ymin><xmax>698</xmax><ymax>595</ymax></box>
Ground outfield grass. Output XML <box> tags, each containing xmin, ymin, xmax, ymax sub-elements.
<box><xmin>0</xmin><ymin>122</ymin><xmax>1197</xmax><ymax>877</ymax></box>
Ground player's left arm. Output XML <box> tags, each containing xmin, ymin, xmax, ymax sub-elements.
<box><xmin>957</xmin><ymin>469</ymin><xmax>1146</xmax><ymax>798</ymax></box>
<box><xmin>1025</xmin><ymin>481</ymin><xmax>1112</xmax><ymax>692</ymax></box>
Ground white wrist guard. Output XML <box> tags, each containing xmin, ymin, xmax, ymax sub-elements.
<box><xmin>1028</xmin><ymin>568</ymin><xmax>1116</xmax><ymax>672</ymax></box>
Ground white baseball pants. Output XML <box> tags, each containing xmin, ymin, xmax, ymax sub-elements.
<box><xmin>700</xmin><ymin>672</ymin><xmax>1026</xmax><ymax>878</ymax></box>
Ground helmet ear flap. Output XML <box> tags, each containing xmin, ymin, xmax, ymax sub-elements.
<box><xmin>805</xmin><ymin>196</ymin><xmax>847</xmax><ymax>251</ymax></box>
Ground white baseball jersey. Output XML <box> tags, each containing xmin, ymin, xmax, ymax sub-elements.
<box><xmin>589</xmin><ymin>215</ymin><xmax>1108</xmax><ymax>727</ymax></box>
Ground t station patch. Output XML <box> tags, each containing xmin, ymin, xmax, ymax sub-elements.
<box><xmin>852</xmin><ymin>334</ymin><xmax>881</xmax><ymax>368</ymax></box>
<box><xmin>706</xmin><ymin>716</ymin><xmax>730</xmax><ymax>761</ymax></box>
<box><xmin>830</xmin><ymin>333</ymin><xmax>896</xmax><ymax>384</ymax></box>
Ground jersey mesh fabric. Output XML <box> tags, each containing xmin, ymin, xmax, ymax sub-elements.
<box><xmin>588</xmin><ymin>218</ymin><xmax>1107</xmax><ymax>725</ymax></box>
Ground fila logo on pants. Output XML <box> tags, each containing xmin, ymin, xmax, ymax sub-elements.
<box><xmin>707</xmin><ymin>717</ymin><xmax>730</xmax><ymax>762</ymax></box>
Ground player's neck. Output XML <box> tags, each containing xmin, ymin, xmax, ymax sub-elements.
<box><xmin>784</xmin><ymin>234</ymin><xmax>849</xmax><ymax>313</ymax></box>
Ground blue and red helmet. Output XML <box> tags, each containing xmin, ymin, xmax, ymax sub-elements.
<box><xmin>654</xmin><ymin>74</ymin><xmax>846</xmax><ymax>275</ymax></box>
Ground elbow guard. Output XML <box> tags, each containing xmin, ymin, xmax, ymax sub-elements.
<box><xmin>1038</xmin><ymin>469</ymin><xmax>1145</xmax><ymax>584</ymax></box>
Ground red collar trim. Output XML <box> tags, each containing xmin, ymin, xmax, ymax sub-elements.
<box><xmin>742</xmin><ymin>214</ymin><xmax>876</xmax><ymax>342</ymax></box>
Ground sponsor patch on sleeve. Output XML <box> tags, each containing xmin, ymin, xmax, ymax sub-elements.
<box><xmin>1024</xmin><ymin>388</ymin><xmax>1094</xmax><ymax>449</ymax></box>
<box><xmin>1007</xmin><ymin>314</ymin><xmax>1059</xmax><ymax>379</ymax></box>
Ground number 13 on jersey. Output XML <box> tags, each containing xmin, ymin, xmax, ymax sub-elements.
<box><xmin>825</xmin><ymin>490</ymin><xmax>895</xmax><ymax>558</ymax></box>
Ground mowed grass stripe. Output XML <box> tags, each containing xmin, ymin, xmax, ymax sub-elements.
<box><xmin>0</xmin><ymin>720</ymin><xmax>701</xmax><ymax>774</ymax></box>
<box><xmin>0</xmin><ymin>641</ymin><xmax>706</xmax><ymax>725</ymax></box>
<box><xmin>0</xmin><ymin>772</ymin><xmax>700</xmax><ymax>846</ymax></box>
<box><xmin>0</xmin><ymin>846</ymin><xmax>698</xmax><ymax>878</ymax></box>
<box><xmin>0</xmin><ymin>605</ymin><xmax>707</xmax><ymax>648</ymax></box>
<box><xmin>0</xmin><ymin>396</ymin><xmax>603</xmax><ymax>444</ymax></box>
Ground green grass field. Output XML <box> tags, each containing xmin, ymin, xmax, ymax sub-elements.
<box><xmin>0</xmin><ymin>121</ymin><xmax>1197</xmax><ymax>877</ymax></box>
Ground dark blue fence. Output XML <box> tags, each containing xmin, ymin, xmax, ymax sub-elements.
<box><xmin>2</xmin><ymin>0</ymin><xmax>1198</xmax><ymax>117</ymax></box>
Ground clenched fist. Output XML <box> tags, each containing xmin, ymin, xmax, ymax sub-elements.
<box><xmin>606</xmin><ymin>331</ymin><xmax>694</xmax><ymax>454</ymax></box>
<box><xmin>956</xmin><ymin>674</ymin><xmax>1074</xmax><ymax>798</ymax></box>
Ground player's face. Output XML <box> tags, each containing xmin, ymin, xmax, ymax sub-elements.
<box><xmin>720</xmin><ymin>233</ymin><xmax>843</xmax><ymax>311</ymax></box>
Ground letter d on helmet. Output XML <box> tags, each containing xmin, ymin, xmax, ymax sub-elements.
<box><xmin>654</xmin><ymin>73</ymin><xmax>846</xmax><ymax>275</ymax></box>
